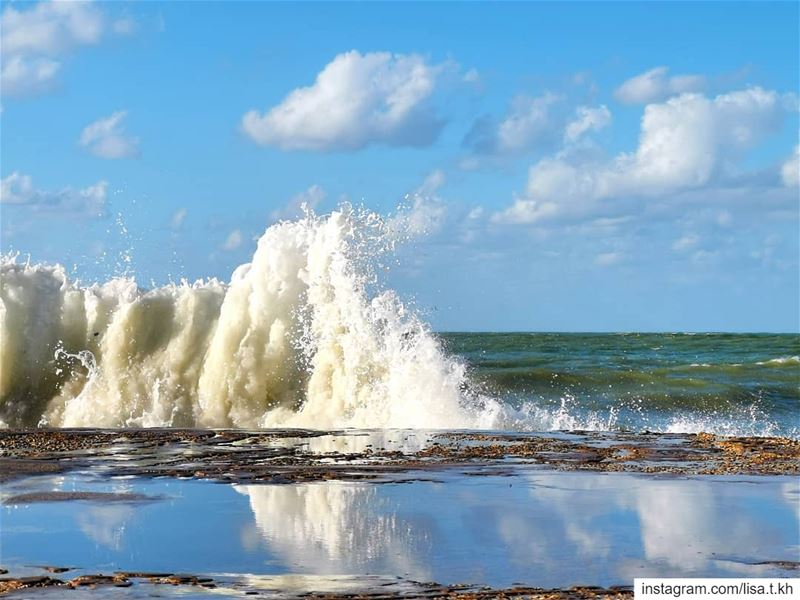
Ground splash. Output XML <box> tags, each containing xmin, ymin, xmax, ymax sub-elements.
<box><xmin>0</xmin><ymin>206</ymin><xmax>495</xmax><ymax>429</ymax></box>
<box><xmin>1</xmin><ymin>206</ymin><xmax>794</xmax><ymax>436</ymax></box>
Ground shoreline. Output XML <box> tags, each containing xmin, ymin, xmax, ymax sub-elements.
<box><xmin>0</xmin><ymin>569</ymin><xmax>637</xmax><ymax>599</ymax></box>
<box><xmin>1</xmin><ymin>429</ymin><xmax>798</xmax><ymax>485</ymax></box>
<box><xmin>2</xmin><ymin>428</ymin><xmax>798</xmax><ymax>597</ymax></box>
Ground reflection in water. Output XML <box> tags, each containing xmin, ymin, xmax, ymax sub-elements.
<box><xmin>238</xmin><ymin>473</ymin><xmax>799</xmax><ymax>586</ymax></box>
<box><xmin>76</xmin><ymin>504</ymin><xmax>135</xmax><ymax>550</ymax></box>
<box><xmin>782</xmin><ymin>482</ymin><xmax>800</xmax><ymax>521</ymax></box>
<box><xmin>633</xmin><ymin>480</ymin><xmax>721</xmax><ymax>571</ymax></box>
<box><xmin>282</xmin><ymin>430</ymin><xmax>437</xmax><ymax>456</ymax></box>
<box><xmin>2</xmin><ymin>471</ymin><xmax>797</xmax><ymax>588</ymax></box>
<box><xmin>518</xmin><ymin>474</ymin><xmax>795</xmax><ymax>578</ymax></box>
<box><xmin>236</xmin><ymin>483</ymin><xmax>432</xmax><ymax>580</ymax></box>
<box><xmin>2</xmin><ymin>475</ymin><xmax>140</xmax><ymax>552</ymax></box>
<box><xmin>504</xmin><ymin>473</ymin><xmax>800</xmax><ymax>581</ymax></box>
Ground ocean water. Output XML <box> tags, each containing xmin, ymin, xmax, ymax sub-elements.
<box><xmin>1</xmin><ymin>206</ymin><xmax>797</xmax><ymax>436</ymax></box>
<box><xmin>441</xmin><ymin>332</ymin><xmax>799</xmax><ymax>437</ymax></box>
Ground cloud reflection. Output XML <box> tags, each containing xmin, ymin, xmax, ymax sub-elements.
<box><xmin>237</xmin><ymin>473</ymin><xmax>799</xmax><ymax>587</ymax></box>
<box><xmin>236</xmin><ymin>482</ymin><xmax>432</xmax><ymax>580</ymax></box>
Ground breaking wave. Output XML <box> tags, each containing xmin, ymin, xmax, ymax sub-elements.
<box><xmin>1</xmin><ymin>206</ymin><xmax>500</xmax><ymax>429</ymax></box>
<box><xmin>756</xmin><ymin>356</ymin><xmax>800</xmax><ymax>366</ymax></box>
<box><xmin>1</xmin><ymin>206</ymin><xmax>795</xmax><ymax>436</ymax></box>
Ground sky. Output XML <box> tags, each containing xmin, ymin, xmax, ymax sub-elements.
<box><xmin>1</xmin><ymin>0</ymin><xmax>798</xmax><ymax>333</ymax></box>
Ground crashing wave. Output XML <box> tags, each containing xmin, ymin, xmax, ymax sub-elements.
<box><xmin>0</xmin><ymin>206</ymin><xmax>498</xmax><ymax>429</ymax></box>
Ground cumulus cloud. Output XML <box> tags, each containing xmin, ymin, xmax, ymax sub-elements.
<box><xmin>79</xmin><ymin>110</ymin><xmax>140</xmax><ymax>159</ymax></box>
<box><xmin>492</xmin><ymin>189</ymin><xmax>561</xmax><ymax>226</ymax></box>
<box><xmin>615</xmin><ymin>66</ymin><xmax>706</xmax><ymax>105</ymax></box>
<box><xmin>781</xmin><ymin>145</ymin><xmax>799</xmax><ymax>187</ymax></box>
<box><xmin>241</xmin><ymin>50</ymin><xmax>446</xmax><ymax>151</ymax></box>
<box><xmin>464</xmin><ymin>92</ymin><xmax>561</xmax><ymax>155</ymax></box>
<box><xmin>0</xmin><ymin>55</ymin><xmax>60</xmax><ymax>96</ymax></box>
<box><xmin>564</xmin><ymin>105</ymin><xmax>611</xmax><ymax>143</ymax></box>
<box><xmin>1</xmin><ymin>1</ymin><xmax>103</xmax><ymax>57</ymax></box>
<box><xmin>221</xmin><ymin>229</ymin><xmax>243</xmax><ymax>251</ymax></box>
<box><xmin>0</xmin><ymin>171</ymin><xmax>107</xmax><ymax>216</ymax></box>
<box><xmin>0</xmin><ymin>171</ymin><xmax>34</xmax><ymax>204</ymax></box>
<box><xmin>495</xmin><ymin>87</ymin><xmax>788</xmax><ymax>225</ymax></box>
<box><xmin>270</xmin><ymin>185</ymin><xmax>326</xmax><ymax>221</ymax></box>
<box><xmin>0</xmin><ymin>1</ymin><xmax>133</xmax><ymax>97</ymax></box>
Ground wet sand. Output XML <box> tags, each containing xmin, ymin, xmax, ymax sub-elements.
<box><xmin>1</xmin><ymin>429</ymin><xmax>798</xmax><ymax>598</ymax></box>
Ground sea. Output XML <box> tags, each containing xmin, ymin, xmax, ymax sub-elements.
<box><xmin>441</xmin><ymin>332</ymin><xmax>799</xmax><ymax>437</ymax></box>
<box><xmin>1</xmin><ymin>206</ymin><xmax>797</xmax><ymax>437</ymax></box>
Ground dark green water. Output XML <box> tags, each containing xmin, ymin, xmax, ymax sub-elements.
<box><xmin>439</xmin><ymin>333</ymin><xmax>800</xmax><ymax>437</ymax></box>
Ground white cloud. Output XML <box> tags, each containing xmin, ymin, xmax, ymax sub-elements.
<box><xmin>415</xmin><ymin>169</ymin><xmax>446</xmax><ymax>196</ymax></box>
<box><xmin>716</xmin><ymin>210</ymin><xmax>733</xmax><ymax>227</ymax></box>
<box><xmin>270</xmin><ymin>185</ymin><xmax>326</xmax><ymax>221</ymax></box>
<box><xmin>79</xmin><ymin>110</ymin><xmax>140</xmax><ymax>159</ymax></box>
<box><xmin>221</xmin><ymin>229</ymin><xmax>243</xmax><ymax>251</ymax></box>
<box><xmin>241</xmin><ymin>51</ymin><xmax>445</xmax><ymax>151</ymax></box>
<box><xmin>467</xmin><ymin>206</ymin><xmax>484</xmax><ymax>220</ymax></box>
<box><xmin>0</xmin><ymin>171</ymin><xmax>33</xmax><ymax>204</ymax></box>
<box><xmin>0</xmin><ymin>171</ymin><xmax>107</xmax><ymax>216</ymax></box>
<box><xmin>170</xmin><ymin>208</ymin><xmax>187</xmax><ymax>229</ymax></box>
<box><xmin>0</xmin><ymin>1</ymin><xmax>133</xmax><ymax>97</ymax></box>
<box><xmin>594</xmin><ymin>251</ymin><xmax>624</xmax><ymax>267</ymax></box>
<box><xmin>781</xmin><ymin>145</ymin><xmax>799</xmax><ymax>187</ymax></box>
<box><xmin>111</xmin><ymin>17</ymin><xmax>136</xmax><ymax>36</ymax></box>
<box><xmin>0</xmin><ymin>1</ymin><xmax>103</xmax><ymax>57</ymax></box>
<box><xmin>615</xmin><ymin>66</ymin><xmax>706</xmax><ymax>105</ymax></box>
<box><xmin>690</xmin><ymin>249</ymin><xmax>719</xmax><ymax>266</ymax></box>
<box><xmin>749</xmin><ymin>233</ymin><xmax>789</xmax><ymax>269</ymax></box>
<box><xmin>389</xmin><ymin>196</ymin><xmax>446</xmax><ymax>240</ymax></box>
<box><xmin>463</xmin><ymin>68</ymin><xmax>480</xmax><ymax>84</ymax></box>
<box><xmin>564</xmin><ymin>105</ymin><xmax>611</xmax><ymax>143</ymax></box>
<box><xmin>458</xmin><ymin>156</ymin><xmax>481</xmax><ymax>172</ymax></box>
<box><xmin>672</xmin><ymin>233</ymin><xmax>700</xmax><ymax>252</ymax></box>
<box><xmin>572</xmin><ymin>71</ymin><xmax>591</xmax><ymax>86</ymax></box>
<box><xmin>464</xmin><ymin>92</ymin><xmax>561</xmax><ymax>154</ymax></box>
<box><xmin>491</xmin><ymin>191</ymin><xmax>561</xmax><ymax>225</ymax></box>
<box><xmin>0</xmin><ymin>55</ymin><xmax>59</xmax><ymax>96</ymax></box>
<box><xmin>386</xmin><ymin>170</ymin><xmax>449</xmax><ymax>240</ymax></box>
<box><xmin>619</xmin><ymin>87</ymin><xmax>781</xmax><ymax>191</ymax></box>
<box><xmin>495</xmin><ymin>87</ymin><xmax>787</xmax><ymax>225</ymax></box>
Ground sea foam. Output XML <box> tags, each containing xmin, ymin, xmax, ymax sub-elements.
<box><xmin>0</xmin><ymin>207</ymin><xmax>496</xmax><ymax>429</ymax></box>
<box><xmin>1</xmin><ymin>207</ymin><xmax>794</xmax><ymax>437</ymax></box>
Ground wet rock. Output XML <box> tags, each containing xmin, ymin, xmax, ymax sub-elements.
<box><xmin>3</xmin><ymin>491</ymin><xmax>158</xmax><ymax>505</ymax></box>
<box><xmin>0</xmin><ymin>429</ymin><xmax>796</xmax><ymax>488</ymax></box>
<box><xmin>40</xmin><ymin>566</ymin><xmax>72</xmax><ymax>573</ymax></box>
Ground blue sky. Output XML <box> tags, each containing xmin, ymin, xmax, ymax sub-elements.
<box><xmin>1</xmin><ymin>1</ymin><xmax>798</xmax><ymax>332</ymax></box>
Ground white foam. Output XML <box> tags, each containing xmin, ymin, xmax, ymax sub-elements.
<box><xmin>0</xmin><ymin>207</ymin><xmax>793</xmax><ymax>437</ymax></box>
<box><xmin>756</xmin><ymin>356</ymin><xmax>800</xmax><ymax>366</ymax></box>
<box><xmin>0</xmin><ymin>207</ymin><xmax>497</xmax><ymax>429</ymax></box>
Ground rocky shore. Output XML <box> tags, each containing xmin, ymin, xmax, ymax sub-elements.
<box><xmin>2</xmin><ymin>428</ymin><xmax>798</xmax><ymax>598</ymax></box>
<box><xmin>0</xmin><ymin>566</ymin><xmax>635</xmax><ymax>599</ymax></box>
<box><xmin>0</xmin><ymin>429</ymin><xmax>797</xmax><ymax>487</ymax></box>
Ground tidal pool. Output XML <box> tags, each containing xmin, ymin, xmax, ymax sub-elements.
<box><xmin>1</xmin><ymin>468</ymin><xmax>797</xmax><ymax>595</ymax></box>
